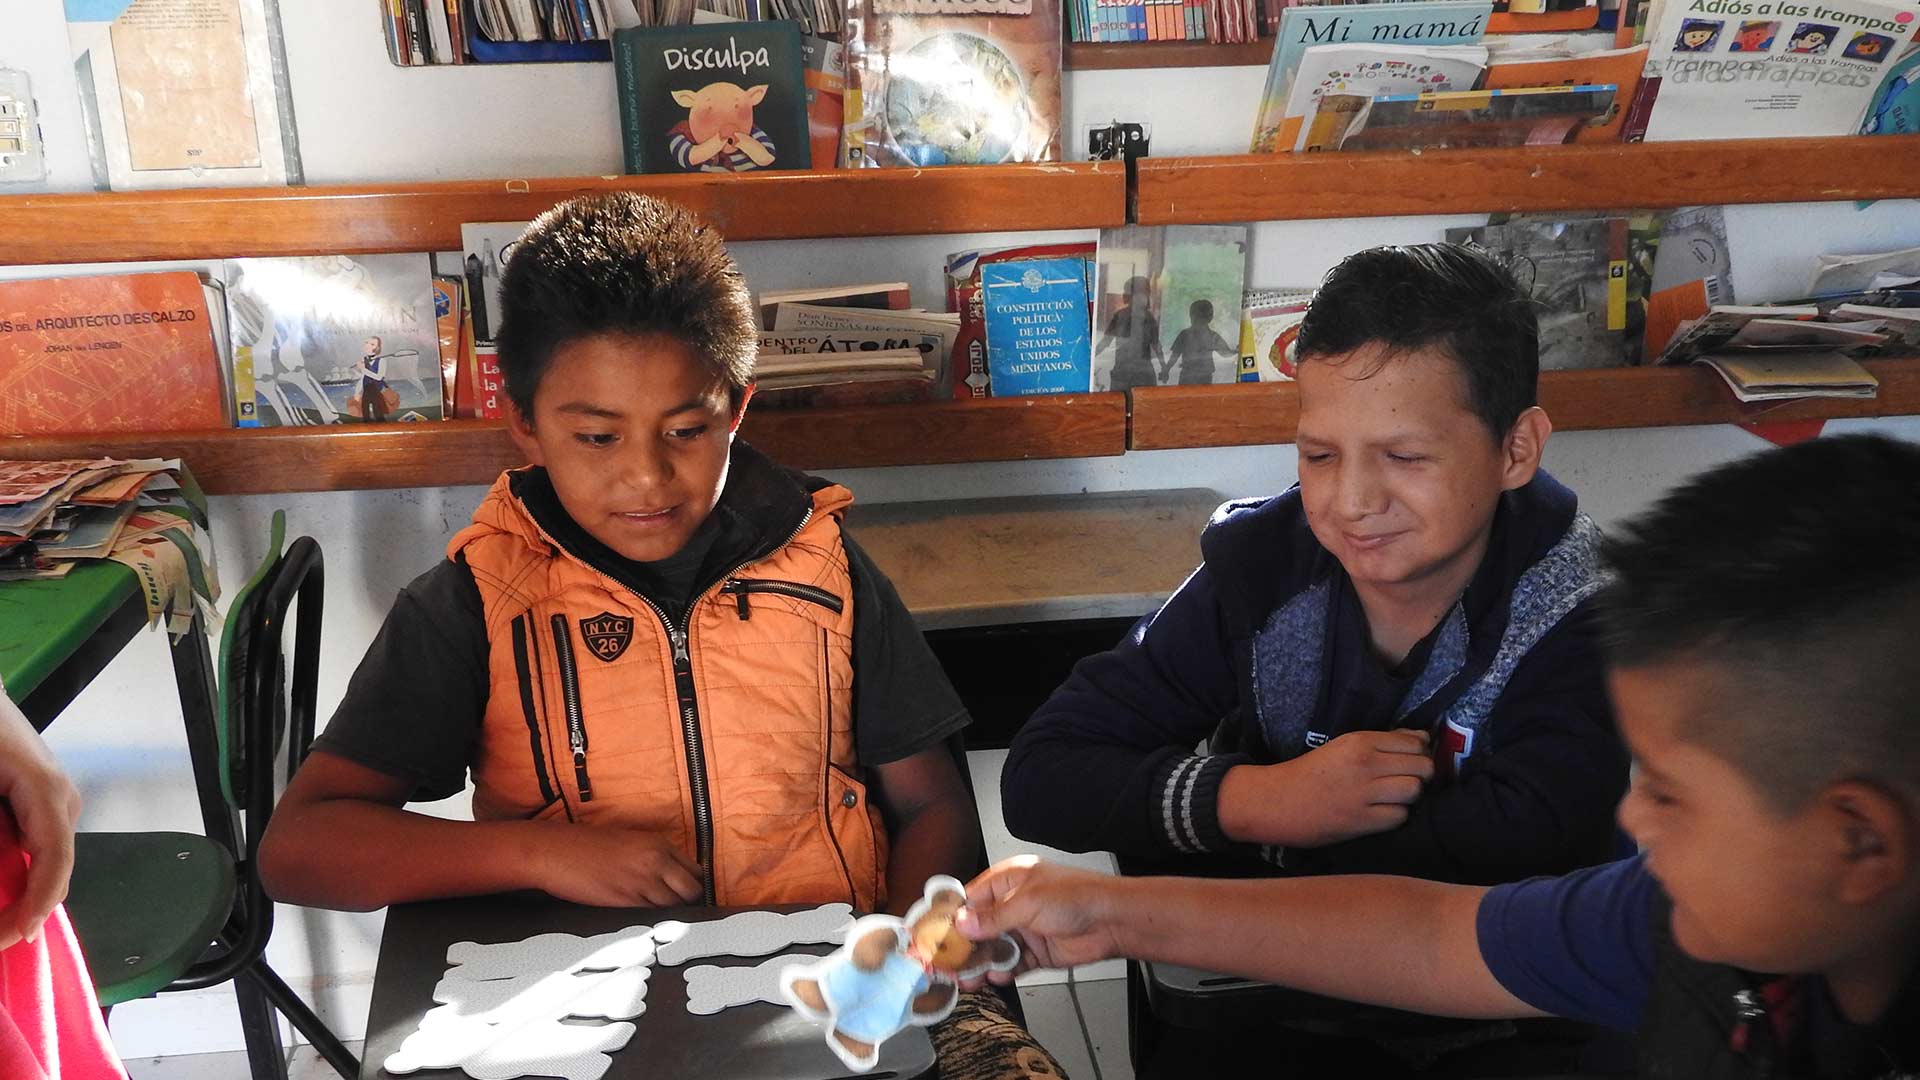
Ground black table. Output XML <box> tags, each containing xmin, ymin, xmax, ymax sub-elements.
<box><xmin>364</xmin><ymin>893</ymin><xmax>937</xmax><ymax>1080</ymax></box>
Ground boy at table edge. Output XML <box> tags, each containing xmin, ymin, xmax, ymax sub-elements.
<box><xmin>1001</xmin><ymin>243</ymin><xmax>1629</xmax><ymax>886</ymax></box>
<box><xmin>962</xmin><ymin>432</ymin><xmax>1920</xmax><ymax>1080</ymax></box>
<box><xmin>260</xmin><ymin>195</ymin><xmax>976</xmax><ymax>927</ymax></box>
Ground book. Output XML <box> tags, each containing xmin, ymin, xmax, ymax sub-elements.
<box><xmin>455</xmin><ymin>343</ymin><xmax>508</xmax><ymax>419</ymax></box>
<box><xmin>1448</xmin><ymin>216</ymin><xmax>1630</xmax><ymax>369</ymax></box>
<box><xmin>461</xmin><ymin>221</ymin><xmax>532</xmax><ymax>344</ymax></box>
<box><xmin>613</xmin><ymin>22</ymin><xmax>812</xmax><ymax>174</ymax></box>
<box><xmin>757</xmin><ymin>282</ymin><xmax>912</xmax><ymax>328</ymax></box>
<box><xmin>1861</xmin><ymin>43</ymin><xmax>1919</xmax><ymax>135</ymax></box>
<box><xmin>432</xmin><ymin>275</ymin><xmax>465</xmax><ymax>416</ymax></box>
<box><xmin>224</xmin><ymin>254</ymin><xmax>446</xmax><ymax>426</ymax></box>
<box><xmin>1303</xmin><ymin>84</ymin><xmax>1617</xmax><ymax>151</ymax></box>
<box><xmin>66</xmin><ymin>0</ymin><xmax>301</xmax><ymax>189</ymax></box>
<box><xmin>1697</xmin><ymin>351</ymin><xmax>1878</xmax><ymax>402</ymax></box>
<box><xmin>751</xmin><ymin>369</ymin><xmax>937</xmax><ymax>408</ymax></box>
<box><xmin>1481</xmin><ymin>43</ymin><xmax>1649</xmax><ymax>142</ymax></box>
<box><xmin>1808</xmin><ymin>243</ymin><xmax>1920</xmax><ymax>296</ymax></box>
<box><xmin>843</xmin><ymin>0</ymin><xmax>1062</xmax><ymax>166</ymax></box>
<box><xmin>1635</xmin><ymin>0</ymin><xmax>1917</xmax><ymax>141</ymax></box>
<box><xmin>981</xmin><ymin>258</ymin><xmax>1094</xmax><ymax>397</ymax></box>
<box><xmin>946</xmin><ymin>242</ymin><xmax>1098</xmax><ymax>399</ymax></box>
<box><xmin>1251</xmin><ymin>0</ymin><xmax>1495</xmax><ymax>152</ymax></box>
<box><xmin>767</xmin><ymin>304</ymin><xmax>960</xmax><ymax>390</ymax></box>
<box><xmin>1657</xmin><ymin>304</ymin><xmax>1821</xmax><ymax>363</ymax></box>
<box><xmin>1095</xmin><ymin>225</ymin><xmax>1250</xmax><ymax>390</ymax></box>
<box><xmin>800</xmin><ymin>34</ymin><xmax>849</xmax><ymax>165</ymax></box>
<box><xmin>1239</xmin><ymin>290</ymin><xmax>1315</xmax><ymax>382</ymax></box>
<box><xmin>1280</xmin><ymin>43</ymin><xmax>1493</xmax><ymax>152</ymax></box>
<box><xmin>0</xmin><ymin>271</ymin><xmax>228</xmax><ymax>435</ymax></box>
<box><xmin>758</xmin><ymin>327</ymin><xmax>947</xmax><ymax>362</ymax></box>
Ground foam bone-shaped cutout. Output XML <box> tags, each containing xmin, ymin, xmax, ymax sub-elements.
<box><xmin>443</xmin><ymin>926</ymin><xmax>655</xmax><ymax>981</ymax></box>
<box><xmin>653</xmin><ymin>903</ymin><xmax>853</xmax><ymax>965</ymax></box>
<box><xmin>684</xmin><ymin>955</ymin><xmax>810</xmax><ymax>1015</ymax></box>
<box><xmin>384</xmin><ymin>1012</ymin><xmax>636</xmax><ymax>1080</ymax></box>
<box><xmin>778</xmin><ymin>877</ymin><xmax>1021</xmax><ymax>1072</ymax></box>
<box><xmin>429</xmin><ymin>965</ymin><xmax>652</xmax><ymax>1026</ymax></box>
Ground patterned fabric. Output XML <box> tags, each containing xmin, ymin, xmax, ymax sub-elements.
<box><xmin>929</xmin><ymin>989</ymin><xmax>1069</xmax><ymax>1080</ymax></box>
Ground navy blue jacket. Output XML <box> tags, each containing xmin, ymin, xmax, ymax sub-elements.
<box><xmin>1001</xmin><ymin>471</ymin><xmax>1629</xmax><ymax>885</ymax></box>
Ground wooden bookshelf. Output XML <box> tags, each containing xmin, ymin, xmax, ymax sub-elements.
<box><xmin>0</xmin><ymin>395</ymin><xmax>1128</xmax><ymax>496</ymax></box>
<box><xmin>0</xmin><ymin>163</ymin><xmax>1128</xmax><ymax>266</ymax></box>
<box><xmin>1128</xmin><ymin>358</ymin><xmax>1920</xmax><ymax>451</ymax></box>
<box><xmin>1132</xmin><ymin>136</ymin><xmax>1920</xmax><ymax>223</ymax></box>
<box><xmin>1065</xmin><ymin>40</ymin><xmax>1272</xmax><ymax>69</ymax></box>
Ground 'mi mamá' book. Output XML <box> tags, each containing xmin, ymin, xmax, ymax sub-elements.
<box><xmin>614</xmin><ymin>22</ymin><xmax>812</xmax><ymax>174</ymax></box>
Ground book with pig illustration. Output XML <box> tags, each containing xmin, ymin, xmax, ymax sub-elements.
<box><xmin>614</xmin><ymin>22</ymin><xmax>812</xmax><ymax>174</ymax></box>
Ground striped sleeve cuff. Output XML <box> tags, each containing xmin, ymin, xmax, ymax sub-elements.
<box><xmin>1152</xmin><ymin>753</ymin><xmax>1245</xmax><ymax>854</ymax></box>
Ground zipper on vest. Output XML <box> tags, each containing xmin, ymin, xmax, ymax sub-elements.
<box><xmin>665</xmin><ymin>623</ymin><xmax>716</xmax><ymax>905</ymax></box>
<box><xmin>719</xmin><ymin>578</ymin><xmax>845</xmax><ymax>620</ymax></box>
<box><xmin>549</xmin><ymin>614</ymin><xmax>593</xmax><ymax>802</ymax></box>
<box><xmin>511</xmin><ymin>616</ymin><xmax>560</xmax><ymax>808</ymax></box>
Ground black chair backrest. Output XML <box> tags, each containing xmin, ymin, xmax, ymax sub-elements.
<box><xmin>175</xmin><ymin>535</ymin><xmax>323</xmax><ymax>992</ymax></box>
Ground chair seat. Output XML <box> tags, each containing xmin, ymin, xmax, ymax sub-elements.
<box><xmin>66</xmin><ymin>832</ymin><xmax>237</xmax><ymax>1007</ymax></box>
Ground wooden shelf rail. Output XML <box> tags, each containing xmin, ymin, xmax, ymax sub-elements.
<box><xmin>0</xmin><ymin>163</ymin><xmax>1127</xmax><ymax>266</ymax></box>
<box><xmin>1065</xmin><ymin>39</ymin><xmax>1273</xmax><ymax>69</ymax></box>
<box><xmin>0</xmin><ymin>395</ymin><xmax>1129</xmax><ymax>496</ymax></box>
<box><xmin>1132</xmin><ymin>136</ymin><xmax>1920</xmax><ymax>224</ymax></box>
<box><xmin>1128</xmin><ymin>358</ymin><xmax>1920</xmax><ymax>451</ymax></box>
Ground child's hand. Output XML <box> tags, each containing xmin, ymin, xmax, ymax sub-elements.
<box><xmin>1218</xmin><ymin>729</ymin><xmax>1434</xmax><ymax>849</ymax></box>
<box><xmin>955</xmin><ymin>857</ymin><xmax>1125</xmax><ymax>985</ymax></box>
<box><xmin>534</xmin><ymin>826</ymin><xmax>703</xmax><ymax>908</ymax></box>
<box><xmin>0</xmin><ymin>690</ymin><xmax>82</xmax><ymax>951</ymax></box>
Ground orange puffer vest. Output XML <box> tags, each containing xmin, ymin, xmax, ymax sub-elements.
<box><xmin>449</xmin><ymin>467</ymin><xmax>888</xmax><ymax>911</ymax></box>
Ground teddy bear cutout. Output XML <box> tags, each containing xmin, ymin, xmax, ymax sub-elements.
<box><xmin>780</xmin><ymin>876</ymin><xmax>1020</xmax><ymax>1071</ymax></box>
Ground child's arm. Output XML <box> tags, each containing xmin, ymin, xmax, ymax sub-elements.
<box><xmin>960</xmin><ymin>859</ymin><xmax>1537</xmax><ymax>1019</ymax></box>
<box><xmin>260</xmin><ymin>751</ymin><xmax>703</xmax><ymax>911</ymax></box>
<box><xmin>869</xmin><ymin>746</ymin><xmax>978</xmax><ymax>916</ymax></box>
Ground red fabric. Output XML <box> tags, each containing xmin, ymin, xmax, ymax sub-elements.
<box><xmin>0</xmin><ymin>810</ymin><xmax>127</xmax><ymax>1080</ymax></box>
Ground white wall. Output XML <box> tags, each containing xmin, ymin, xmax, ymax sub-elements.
<box><xmin>9</xmin><ymin>0</ymin><xmax>1920</xmax><ymax>1059</ymax></box>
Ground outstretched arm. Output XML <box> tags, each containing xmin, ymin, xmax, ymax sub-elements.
<box><xmin>959</xmin><ymin>858</ymin><xmax>1540</xmax><ymax>1020</ymax></box>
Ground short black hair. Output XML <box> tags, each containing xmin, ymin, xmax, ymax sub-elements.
<box><xmin>1294</xmin><ymin>244</ymin><xmax>1538</xmax><ymax>437</ymax></box>
<box><xmin>494</xmin><ymin>192</ymin><xmax>756</xmax><ymax>419</ymax></box>
<box><xmin>1189</xmin><ymin>299</ymin><xmax>1214</xmax><ymax>322</ymax></box>
<box><xmin>1600</xmin><ymin>434</ymin><xmax>1920</xmax><ymax>808</ymax></box>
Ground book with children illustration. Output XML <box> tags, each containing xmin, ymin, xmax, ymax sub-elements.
<box><xmin>613</xmin><ymin>22</ymin><xmax>812</xmax><ymax>174</ymax></box>
<box><xmin>223</xmin><ymin>255</ymin><xmax>445</xmax><ymax>427</ymax></box>
<box><xmin>1093</xmin><ymin>225</ymin><xmax>1251</xmax><ymax>391</ymax></box>
<box><xmin>1631</xmin><ymin>0</ymin><xmax>1917</xmax><ymax>141</ymax></box>
<box><xmin>1251</xmin><ymin>0</ymin><xmax>1496</xmax><ymax>151</ymax></box>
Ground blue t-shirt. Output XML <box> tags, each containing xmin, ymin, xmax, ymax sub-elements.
<box><xmin>1475</xmin><ymin>854</ymin><xmax>1659</xmax><ymax>1031</ymax></box>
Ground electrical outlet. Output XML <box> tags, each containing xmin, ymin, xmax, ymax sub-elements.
<box><xmin>0</xmin><ymin>68</ymin><xmax>47</xmax><ymax>184</ymax></box>
<box><xmin>1087</xmin><ymin>122</ymin><xmax>1150</xmax><ymax>162</ymax></box>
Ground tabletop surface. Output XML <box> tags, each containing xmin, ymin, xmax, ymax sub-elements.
<box><xmin>364</xmin><ymin>893</ymin><xmax>936</xmax><ymax>1080</ymax></box>
<box><xmin>845</xmin><ymin>488</ymin><xmax>1225</xmax><ymax>631</ymax></box>
<box><xmin>0</xmin><ymin>561</ymin><xmax>137</xmax><ymax>699</ymax></box>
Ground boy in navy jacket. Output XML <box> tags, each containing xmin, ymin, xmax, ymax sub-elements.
<box><xmin>966</xmin><ymin>433</ymin><xmax>1920</xmax><ymax>1080</ymax></box>
<box><xmin>1003</xmin><ymin>244</ymin><xmax>1628</xmax><ymax>885</ymax></box>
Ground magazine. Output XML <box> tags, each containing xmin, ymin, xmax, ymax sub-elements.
<box><xmin>224</xmin><ymin>255</ymin><xmax>445</xmax><ymax>426</ymax></box>
<box><xmin>461</xmin><ymin>221</ymin><xmax>533</xmax><ymax>344</ymax></box>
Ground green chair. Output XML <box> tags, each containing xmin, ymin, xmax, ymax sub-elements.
<box><xmin>65</xmin><ymin>513</ymin><xmax>360</xmax><ymax>1080</ymax></box>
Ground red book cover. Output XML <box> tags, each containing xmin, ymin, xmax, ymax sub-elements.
<box><xmin>0</xmin><ymin>271</ymin><xmax>225</xmax><ymax>436</ymax></box>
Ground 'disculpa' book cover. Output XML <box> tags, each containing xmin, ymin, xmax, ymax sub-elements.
<box><xmin>614</xmin><ymin>22</ymin><xmax>812</xmax><ymax>174</ymax></box>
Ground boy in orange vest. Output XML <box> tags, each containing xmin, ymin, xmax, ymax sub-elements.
<box><xmin>261</xmin><ymin>193</ymin><xmax>1059</xmax><ymax>1075</ymax></box>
